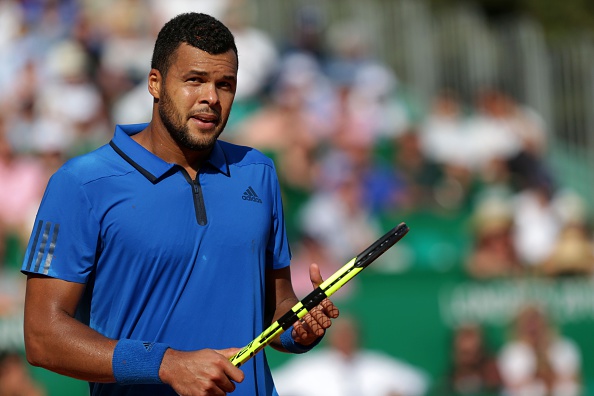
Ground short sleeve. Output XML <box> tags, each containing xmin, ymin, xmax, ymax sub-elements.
<box><xmin>266</xmin><ymin>163</ymin><xmax>291</xmax><ymax>270</ymax></box>
<box><xmin>21</xmin><ymin>168</ymin><xmax>100</xmax><ymax>283</ymax></box>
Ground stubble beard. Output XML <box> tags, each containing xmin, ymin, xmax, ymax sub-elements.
<box><xmin>159</xmin><ymin>87</ymin><xmax>225</xmax><ymax>152</ymax></box>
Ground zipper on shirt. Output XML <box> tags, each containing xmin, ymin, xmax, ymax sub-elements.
<box><xmin>192</xmin><ymin>179</ymin><xmax>208</xmax><ymax>226</ymax></box>
<box><xmin>180</xmin><ymin>168</ymin><xmax>208</xmax><ymax>226</ymax></box>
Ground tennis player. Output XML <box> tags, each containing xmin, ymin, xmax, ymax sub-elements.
<box><xmin>21</xmin><ymin>12</ymin><xmax>338</xmax><ymax>396</ymax></box>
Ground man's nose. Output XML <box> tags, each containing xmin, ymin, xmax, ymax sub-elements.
<box><xmin>200</xmin><ymin>83</ymin><xmax>219</xmax><ymax>105</ymax></box>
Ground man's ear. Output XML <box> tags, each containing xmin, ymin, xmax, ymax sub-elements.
<box><xmin>148</xmin><ymin>69</ymin><xmax>162</xmax><ymax>100</ymax></box>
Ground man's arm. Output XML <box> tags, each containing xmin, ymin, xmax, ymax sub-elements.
<box><xmin>23</xmin><ymin>274</ymin><xmax>244</xmax><ymax>394</ymax></box>
<box><xmin>266</xmin><ymin>263</ymin><xmax>339</xmax><ymax>351</ymax></box>
<box><xmin>24</xmin><ymin>274</ymin><xmax>117</xmax><ymax>382</ymax></box>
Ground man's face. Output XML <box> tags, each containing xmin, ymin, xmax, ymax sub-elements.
<box><xmin>156</xmin><ymin>43</ymin><xmax>238</xmax><ymax>151</ymax></box>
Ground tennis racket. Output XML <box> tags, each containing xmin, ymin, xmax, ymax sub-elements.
<box><xmin>229</xmin><ymin>222</ymin><xmax>410</xmax><ymax>367</ymax></box>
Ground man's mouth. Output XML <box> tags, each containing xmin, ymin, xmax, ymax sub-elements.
<box><xmin>191</xmin><ymin>113</ymin><xmax>219</xmax><ymax>127</ymax></box>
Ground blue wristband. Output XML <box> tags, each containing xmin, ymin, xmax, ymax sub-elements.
<box><xmin>280</xmin><ymin>326</ymin><xmax>323</xmax><ymax>354</ymax></box>
<box><xmin>112</xmin><ymin>339</ymin><xmax>169</xmax><ymax>385</ymax></box>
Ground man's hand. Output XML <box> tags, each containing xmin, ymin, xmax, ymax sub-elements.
<box><xmin>159</xmin><ymin>348</ymin><xmax>244</xmax><ymax>395</ymax></box>
<box><xmin>291</xmin><ymin>263</ymin><xmax>340</xmax><ymax>345</ymax></box>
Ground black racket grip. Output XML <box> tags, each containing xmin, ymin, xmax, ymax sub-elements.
<box><xmin>277</xmin><ymin>286</ymin><xmax>326</xmax><ymax>330</ymax></box>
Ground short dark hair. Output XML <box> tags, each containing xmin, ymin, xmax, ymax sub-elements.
<box><xmin>151</xmin><ymin>13</ymin><xmax>238</xmax><ymax>76</ymax></box>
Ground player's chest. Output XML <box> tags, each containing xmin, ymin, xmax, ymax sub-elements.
<box><xmin>99</xmin><ymin>173</ymin><xmax>272</xmax><ymax>254</ymax></box>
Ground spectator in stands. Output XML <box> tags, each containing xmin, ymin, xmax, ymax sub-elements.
<box><xmin>221</xmin><ymin>0</ymin><xmax>279</xmax><ymax>102</ymax></box>
<box><xmin>38</xmin><ymin>38</ymin><xmax>108</xmax><ymax>157</ymax></box>
<box><xmin>419</xmin><ymin>90</ymin><xmax>478</xmax><ymax>211</ymax></box>
<box><xmin>511</xmin><ymin>181</ymin><xmax>563</xmax><ymax>270</ymax></box>
<box><xmin>465</xmin><ymin>87</ymin><xmax>524</xmax><ymax>177</ymax></box>
<box><xmin>279</xmin><ymin>4</ymin><xmax>328</xmax><ymax>65</ymax></box>
<box><xmin>538</xmin><ymin>189</ymin><xmax>594</xmax><ymax>277</ymax></box>
<box><xmin>0</xmin><ymin>351</ymin><xmax>46</xmax><ymax>396</ymax></box>
<box><xmin>1</xmin><ymin>59</ymin><xmax>38</xmax><ymax>148</ymax></box>
<box><xmin>498</xmin><ymin>305</ymin><xmax>582</xmax><ymax>396</ymax></box>
<box><xmin>419</xmin><ymin>89</ymin><xmax>470</xmax><ymax>170</ymax></box>
<box><xmin>232</xmin><ymin>52</ymin><xmax>331</xmax><ymax>191</ymax></box>
<box><xmin>0</xmin><ymin>117</ymin><xmax>45</xmax><ymax>268</ymax></box>
<box><xmin>324</xmin><ymin>60</ymin><xmax>406</xmax><ymax>152</ymax></box>
<box><xmin>540</xmin><ymin>222</ymin><xmax>594</xmax><ymax>277</ymax></box>
<box><xmin>299</xmin><ymin>168</ymin><xmax>383</xmax><ymax>265</ymax></box>
<box><xmin>466</xmin><ymin>195</ymin><xmax>524</xmax><ymax>279</ymax></box>
<box><xmin>441</xmin><ymin>323</ymin><xmax>502</xmax><ymax>396</ymax></box>
<box><xmin>95</xmin><ymin>0</ymin><xmax>156</xmax><ymax>121</ymax></box>
<box><xmin>345</xmin><ymin>62</ymin><xmax>409</xmax><ymax>141</ymax></box>
<box><xmin>465</xmin><ymin>88</ymin><xmax>554</xmax><ymax>195</ymax></box>
<box><xmin>393</xmin><ymin>128</ymin><xmax>443</xmax><ymax>211</ymax></box>
<box><xmin>273</xmin><ymin>315</ymin><xmax>429</xmax><ymax>396</ymax></box>
<box><xmin>489</xmin><ymin>91</ymin><xmax>551</xmax><ymax>193</ymax></box>
<box><xmin>0</xmin><ymin>0</ymin><xmax>23</xmax><ymax>55</ymax></box>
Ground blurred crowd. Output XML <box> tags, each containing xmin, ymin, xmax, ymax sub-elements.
<box><xmin>273</xmin><ymin>305</ymin><xmax>583</xmax><ymax>396</ymax></box>
<box><xmin>0</xmin><ymin>0</ymin><xmax>592</xmax><ymax>395</ymax></box>
<box><xmin>437</xmin><ymin>304</ymin><xmax>583</xmax><ymax>396</ymax></box>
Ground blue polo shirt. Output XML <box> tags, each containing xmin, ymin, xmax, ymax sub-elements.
<box><xmin>22</xmin><ymin>123</ymin><xmax>291</xmax><ymax>396</ymax></box>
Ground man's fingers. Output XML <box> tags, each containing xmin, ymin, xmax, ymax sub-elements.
<box><xmin>214</xmin><ymin>348</ymin><xmax>245</xmax><ymax>383</ymax></box>
<box><xmin>213</xmin><ymin>375</ymin><xmax>237</xmax><ymax>394</ymax></box>
<box><xmin>293</xmin><ymin>319</ymin><xmax>309</xmax><ymax>340</ymax></box>
<box><xmin>309</xmin><ymin>263</ymin><xmax>324</xmax><ymax>289</ymax></box>
<box><xmin>309</xmin><ymin>306</ymin><xmax>331</xmax><ymax>331</ymax></box>
<box><xmin>218</xmin><ymin>347</ymin><xmax>242</xmax><ymax>360</ymax></box>
<box><xmin>295</xmin><ymin>303</ymin><xmax>336</xmax><ymax>340</ymax></box>
<box><xmin>292</xmin><ymin>262</ymin><xmax>341</xmax><ymax>346</ymax></box>
<box><xmin>321</xmin><ymin>298</ymin><xmax>339</xmax><ymax>318</ymax></box>
<box><xmin>308</xmin><ymin>264</ymin><xmax>339</xmax><ymax>318</ymax></box>
<box><xmin>303</xmin><ymin>309</ymin><xmax>325</xmax><ymax>336</ymax></box>
<box><xmin>166</xmin><ymin>349</ymin><xmax>244</xmax><ymax>396</ymax></box>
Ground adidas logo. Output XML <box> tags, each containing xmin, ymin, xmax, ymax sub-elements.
<box><xmin>242</xmin><ymin>186</ymin><xmax>263</xmax><ymax>203</ymax></box>
<box><xmin>142</xmin><ymin>342</ymin><xmax>154</xmax><ymax>352</ymax></box>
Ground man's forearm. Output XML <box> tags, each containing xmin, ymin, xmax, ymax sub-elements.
<box><xmin>25</xmin><ymin>308</ymin><xmax>118</xmax><ymax>382</ymax></box>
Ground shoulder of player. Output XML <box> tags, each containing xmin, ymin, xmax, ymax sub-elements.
<box><xmin>217</xmin><ymin>140</ymin><xmax>276</xmax><ymax>169</ymax></box>
<box><xmin>54</xmin><ymin>143</ymin><xmax>130</xmax><ymax>185</ymax></box>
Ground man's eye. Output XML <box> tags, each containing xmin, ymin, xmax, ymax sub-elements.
<box><xmin>219</xmin><ymin>82</ymin><xmax>234</xmax><ymax>90</ymax></box>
